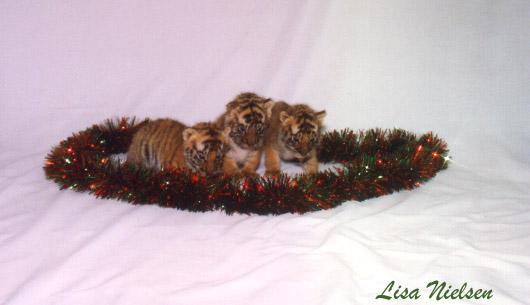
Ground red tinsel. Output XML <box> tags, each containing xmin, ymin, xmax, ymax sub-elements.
<box><xmin>43</xmin><ymin>118</ymin><xmax>449</xmax><ymax>215</ymax></box>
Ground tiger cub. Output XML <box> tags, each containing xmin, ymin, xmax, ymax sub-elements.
<box><xmin>127</xmin><ymin>119</ymin><xmax>229</xmax><ymax>176</ymax></box>
<box><xmin>264</xmin><ymin>102</ymin><xmax>326</xmax><ymax>175</ymax></box>
<box><xmin>217</xmin><ymin>92</ymin><xmax>273</xmax><ymax>176</ymax></box>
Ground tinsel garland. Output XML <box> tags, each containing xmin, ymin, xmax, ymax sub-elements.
<box><xmin>44</xmin><ymin>118</ymin><xmax>449</xmax><ymax>215</ymax></box>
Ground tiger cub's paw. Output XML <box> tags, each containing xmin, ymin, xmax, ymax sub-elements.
<box><xmin>242</xmin><ymin>170</ymin><xmax>260</xmax><ymax>178</ymax></box>
<box><xmin>265</xmin><ymin>170</ymin><xmax>282</xmax><ymax>177</ymax></box>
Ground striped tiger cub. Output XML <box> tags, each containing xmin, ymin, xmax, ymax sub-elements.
<box><xmin>127</xmin><ymin>119</ymin><xmax>229</xmax><ymax>176</ymax></box>
<box><xmin>264</xmin><ymin>102</ymin><xmax>326</xmax><ymax>175</ymax></box>
<box><xmin>217</xmin><ymin>92</ymin><xmax>274</xmax><ymax>176</ymax></box>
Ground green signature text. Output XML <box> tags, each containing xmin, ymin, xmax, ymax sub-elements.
<box><xmin>375</xmin><ymin>280</ymin><xmax>493</xmax><ymax>301</ymax></box>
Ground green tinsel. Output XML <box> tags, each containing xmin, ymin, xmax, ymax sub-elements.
<box><xmin>44</xmin><ymin>118</ymin><xmax>449</xmax><ymax>215</ymax></box>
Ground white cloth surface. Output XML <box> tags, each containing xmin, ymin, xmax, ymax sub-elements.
<box><xmin>1</xmin><ymin>1</ymin><xmax>529</xmax><ymax>304</ymax></box>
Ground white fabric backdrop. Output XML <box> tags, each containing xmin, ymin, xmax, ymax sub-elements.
<box><xmin>1</xmin><ymin>1</ymin><xmax>529</xmax><ymax>304</ymax></box>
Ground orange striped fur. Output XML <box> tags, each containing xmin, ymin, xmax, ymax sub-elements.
<box><xmin>127</xmin><ymin>119</ymin><xmax>229</xmax><ymax>176</ymax></box>
<box><xmin>264</xmin><ymin>102</ymin><xmax>326</xmax><ymax>175</ymax></box>
<box><xmin>217</xmin><ymin>92</ymin><xmax>274</xmax><ymax>176</ymax></box>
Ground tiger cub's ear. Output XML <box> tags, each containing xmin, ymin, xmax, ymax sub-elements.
<box><xmin>222</xmin><ymin>126</ymin><xmax>231</xmax><ymax>139</ymax></box>
<box><xmin>225</xmin><ymin>102</ymin><xmax>239</xmax><ymax>122</ymax></box>
<box><xmin>279</xmin><ymin>111</ymin><xmax>291</xmax><ymax>124</ymax></box>
<box><xmin>263</xmin><ymin>99</ymin><xmax>274</xmax><ymax>118</ymax></box>
<box><xmin>183</xmin><ymin>128</ymin><xmax>197</xmax><ymax>142</ymax></box>
<box><xmin>226</xmin><ymin>100</ymin><xmax>238</xmax><ymax>111</ymax></box>
<box><xmin>315</xmin><ymin>110</ymin><xmax>326</xmax><ymax>123</ymax></box>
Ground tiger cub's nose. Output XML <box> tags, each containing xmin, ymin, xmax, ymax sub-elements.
<box><xmin>297</xmin><ymin>137</ymin><xmax>312</xmax><ymax>155</ymax></box>
<box><xmin>206</xmin><ymin>150</ymin><xmax>218</xmax><ymax>172</ymax></box>
<box><xmin>245</xmin><ymin>126</ymin><xmax>259</xmax><ymax>146</ymax></box>
<box><xmin>244</xmin><ymin>113</ymin><xmax>262</xmax><ymax>124</ymax></box>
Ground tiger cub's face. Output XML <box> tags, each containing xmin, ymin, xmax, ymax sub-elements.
<box><xmin>182</xmin><ymin>122</ymin><xmax>230</xmax><ymax>176</ymax></box>
<box><xmin>279</xmin><ymin>105</ymin><xmax>326</xmax><ymax>158</ymax></box>
<box><xmin>226</xmin><ymin>92</ymin><xmax>273</xmax><ymax>150</ymax></box>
